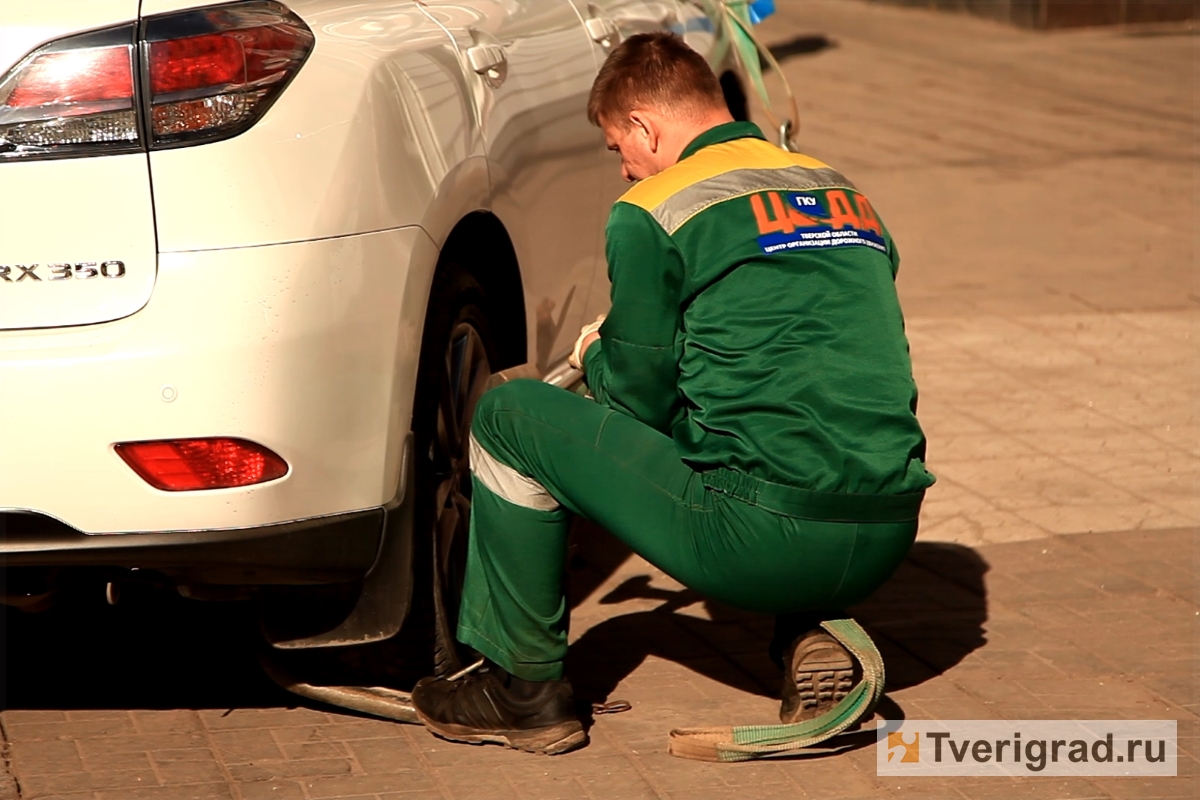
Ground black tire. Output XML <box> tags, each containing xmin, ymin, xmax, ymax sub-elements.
<box><xmin>410</xmin><ymin>267</ymin><xmax>497</xmax><ymax>677</ymax></box>
<box><xmin>254</xmin><ymin>268</ymin><xmax>496</xmax><ymax>698</ymax></box>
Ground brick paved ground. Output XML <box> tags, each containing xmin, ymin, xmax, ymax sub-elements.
<box><xmin>3</xmin><ymin>525</ymin><xmax>1194</xmax><ymax>799</ymax></box>
<box><xmin>2</xmin><ymin>2</ymin><xmax>1196</xmax><ymax>799</ymax></box>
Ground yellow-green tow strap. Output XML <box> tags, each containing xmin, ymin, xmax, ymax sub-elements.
<box><xmin>668</xmin><ymin>618</ymin><xmax>885</xmax><ymax>761</ymax></box>
<box><xmin>697</xmin><ymin>0</ymin><xmax>802</xmax><ymax>151</ymax></box>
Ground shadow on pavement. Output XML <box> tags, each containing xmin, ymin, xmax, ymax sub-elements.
<box><xmin>766</xmin><ymin>34</ymin><xmax>836</xmax><ymax>63</ymax></box>
<box><xmin>565</xmin><ymin>525</ymin><xmax>989</xmax><ymax>715</ymax></box>
<box><xmin>2</xmin><ymin>521</ymin><xmax>987</xmax><ymax>725</ymax></box>
<box><xmin>1</xmin><ymin>578</ymin><xmax>292</xmax><ymax>711</ymax></box>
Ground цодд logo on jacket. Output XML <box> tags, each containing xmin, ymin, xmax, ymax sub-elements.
<box><xmin>0</xmin><ymin>261</ymin><xmax>126</xmax><ymax>282</ymax></box>
<box><xmin>751</xmin><ymin>189</ymin><xmax>888</xmax><ymax>256</ymax></box>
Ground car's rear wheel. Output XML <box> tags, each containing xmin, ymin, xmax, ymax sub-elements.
<box><xmin>411</xmin><ymin>268</ymin><xmax>496</xmax><ymax>677</ymax></box>
<box><xmin>256</xmin><ymin>268</ymin><xmax>496</xmax><ymax>699</ymax></box>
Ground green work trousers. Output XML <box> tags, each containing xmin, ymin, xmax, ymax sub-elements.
<box><xmin>459</xmin><ymin>379</ymin><xmax>918</xmax><ymax>681</ymax></box>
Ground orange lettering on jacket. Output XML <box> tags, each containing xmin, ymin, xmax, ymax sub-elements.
<box><xmin>854</xmin><ymin>194</ymin><xmax>883</xmax><ymax>236</ymax></box>
<box><xmin>825</xmin><ymin>190</ymin><xmax>861</xmax><ymax>230</ymax></box>
<box><xmin>751</xmin><ymin>192</ymin><xmax>823</xmax><ymax>235</ymax></box>
<box><xmin>751</xmin><ymin>192</ymin><xmax>793</xmax><ymax>235</ymax></box>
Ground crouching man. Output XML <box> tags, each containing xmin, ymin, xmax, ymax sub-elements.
<box><xmin>411</xmin><ymin>32</ymin><xmax>934</xmax><ymax>754</ymax></box>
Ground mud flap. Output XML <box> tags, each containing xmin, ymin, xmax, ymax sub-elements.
<box><xmin>259</xmin><ymin>434</ymin><xmax>416</xmax><ymax>649</ymax></box>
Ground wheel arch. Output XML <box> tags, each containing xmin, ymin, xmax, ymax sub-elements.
<box><xmin>437</xmin><ymin>212</ymin><xmax>528</xmax><ymax>372</ymax></box>
<box><xmin>720</xmin><ymin>69</ymin><xmax>750</xmax><ymax>123</ymax></box>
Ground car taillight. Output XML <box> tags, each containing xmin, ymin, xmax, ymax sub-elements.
<box><xmin>144</xmin><ymin>3</ymin><xmax>314</xmax><ymax>147</ymax></box>
<box><xmin>0</xmin><ymin>1</ymin><xmax>313</xmax><ymax>161</ymax></box>
<box><xmin>116</xmin><ymin>437</ymin><xmax>289</xmax><ymax>491</ymax></box>
<box><xmin>0</xmin><ymin>27</ymin><xmax>139</xmax><ymax>158</ymax></box>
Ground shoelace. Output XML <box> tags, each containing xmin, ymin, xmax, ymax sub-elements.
<box><xmin>440</xmin><ymin>657</ymin><xmax>487</xmax><ymax>698</ymax></box>
<box><xmin>444</xmin><ymin>658</ymin><xmax>633</xmax><ymax>716</ymax></box>
<box><xmin>447</xmin><ymin>658</ymin><xmax>486</xmax><ymax>682</ymax></box>
<box><xmin>592</xmin><ymin>700</ymin><xmax>632</xmax><ymax>715</ymax></box>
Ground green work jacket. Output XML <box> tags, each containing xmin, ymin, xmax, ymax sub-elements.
<box><xmin>583</xmin><ymin>121</ymin><xmax>934</xmax><ymax>521</ymax></box>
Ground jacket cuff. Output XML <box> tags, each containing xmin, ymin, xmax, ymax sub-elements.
<box><xmin>582</xmin><ymin>338</ymin><xmax>603</xmax><ymax>378</ymax></box>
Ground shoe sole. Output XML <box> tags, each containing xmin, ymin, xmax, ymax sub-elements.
<box><xmin>415</xmin><ymin>710</ymin><xmax>587</xmax><ymax>755</ymax></box>
<box><xmin>785</xmin><ymin>646</ymin><xmax>856</xmax><ymax>724</ymax></box>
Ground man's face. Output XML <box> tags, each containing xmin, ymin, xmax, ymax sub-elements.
<box><xmin>601</xmin><ymin>115</ymin><xmax>661</xmax><ymax>183</ymax></box>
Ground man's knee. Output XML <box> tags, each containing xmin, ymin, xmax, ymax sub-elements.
<box><xmin>470</xmin><ymin>380</ymin><xmax>562</xmax><ymax>511</ymax></box>
<box><xmin>473</xmin><ymin>379</ymin><xmax>555</xmax><ymax>445</ymax></box>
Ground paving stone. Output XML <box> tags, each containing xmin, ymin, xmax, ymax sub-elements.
<box><xmin>78</xmin><ymin>750</ymin><xmax>152</xmax><ymax>774</ymax></box>
<box><xmin>93</xmin><ymin>784</ymin><xmax>235</xmax><ymax>800</ymax></box>
<box><xmin>150</xmin><ymin>748</ymin><xmax>218</xmax><ymax>763</ymax></box>
<box><xmin>154</xmin><ymin>759</ymin><xmax>226</xmax><ymax>785</ymax></box>
<box><xmin>302</xmin><ymin>772</ymin><xmax>442</xmax><ymax>798</ymax></box>
<box><xmin>1098</xmin><ymin>776</ymin><xmax>1199</xmax><ymax>799</ymax></box>
<box><xmin>74</xmin><ymin>733</ymin><xmax>210</xmax><ymax>758</ymax></box>
<box><xmin>275</xmin><ymin>740</ymin><xmax>349</xmax><ymax>761</ymax></box>
<box><xmin>5</xmin><ymin>718</ymin><xmax>138</xmax><ymax>742</ymax></box>
<box><xmin>129</xmin><ymin>710</ymin><xmax>207</xmax><ymax>735</ymax></box>
<box><xmin>228</xmin><ymin>757</ymin><xmax>354</xmax><ymax>783</ymax></box>
<box><xmin>199</xmin><ymin>708</ymin><xmax>332</xmax><ymax>732</ymax></box>
<box><xmin>235</xmin><ymin>780</ymin><xmax>308</xmax><ymax>800</ymax></box>
<box><xmin>344</xmin><ymin>738</ymin><xmax>436</xmax><ymax>774</ymax></box>
<box><xmin>945</xmin><ymin>777</ymin><xmax>1108</xmax><ymax>799</ymax></box>
<box><xmin>7</xmin><ymin>740</ymin><xmax>83</xmax><ymax>775</ymax></box>
<box><xmin>18</xmin><ymin>768</ymin><xmax>157</xmax><ymax>795</ymax></box>
<box><xmin>206</xmin><ymin>729</ymin><xmax>286</xmax><ymax>764</ymax></box>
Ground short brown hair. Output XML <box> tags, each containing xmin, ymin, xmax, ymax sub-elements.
<box><xmin>587</xmin><ymin>32</ymin><xmax>725</xmax><ymax>127</ymax></box>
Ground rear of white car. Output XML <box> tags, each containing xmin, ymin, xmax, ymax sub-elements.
<box><xmin>0</xmin><ymin>1</ymin><xmax>458</xmax><ymax>618</ymax></box>
<box><xmin>0</xmin><ymin>0</ymin><xmax>731</xmax><ymax>650</ymax></box>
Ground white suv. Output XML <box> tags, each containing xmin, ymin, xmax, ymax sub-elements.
<box><xmin>1</xmin><ymin>0</ymin><xmax>738</xmax><ymax>650</ymax></box>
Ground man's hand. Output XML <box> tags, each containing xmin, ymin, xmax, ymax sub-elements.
<box><xmin>569</xmin><ymin>315</ymin><xmax>605</xmax><ymax>370</ymax></box>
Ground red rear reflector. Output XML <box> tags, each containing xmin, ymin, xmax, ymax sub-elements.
<box><xmin>116</xmin><ymin>438</ymin><xmax>288</xmax><ymax>491</ymax></box>
<box><xmin>6</xmin><ymin>47</ymin><xmax>133</xmax><ymax>109</ymax></box>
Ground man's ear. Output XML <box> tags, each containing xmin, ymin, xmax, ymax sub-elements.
<box><xmin>628</xmin><ymin>109</ymin><xmax>660</xmax><ymax>153</ymax></box>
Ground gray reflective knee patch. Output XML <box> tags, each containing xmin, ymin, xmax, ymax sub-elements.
<box><xmin>468</xmin><ymin>432</ymin><xmax>561</xmax><ymax>511</ymax></box>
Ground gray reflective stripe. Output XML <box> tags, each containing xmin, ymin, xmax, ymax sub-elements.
<box><xmin>469</xmin><ymin>432</ymin><xmax>561</xmax><ymax>511</ymax></box>
<box><xmin>649</xmin><ymin>166</ymin><xmax>856</xmax><ymax>235</ymax></box>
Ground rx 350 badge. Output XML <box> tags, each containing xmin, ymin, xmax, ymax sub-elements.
<box><xmin>0</xmin><ymin>261</ymin><xmax>126</xmax><ymax>282</ymax></box>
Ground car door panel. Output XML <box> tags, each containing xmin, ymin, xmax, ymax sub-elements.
<box><xmin>567</xmin><ymin>0</ymin><xmax>685</xmax><ymax>324</ymax></box>
<box><xmin>421</xmin><ymin>0</ymin><xmax>604</xmax><ymax>374</ymax></box>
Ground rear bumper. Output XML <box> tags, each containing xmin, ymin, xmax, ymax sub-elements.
<box><xmin>0</xmin><ymin>509</ymin><xmax>383</xmax><ymax>586</ymax></box>
<box><xmin>0</xmin><ymin>226</ymin><xmax>437</xmax><ymax>534</ymax></box>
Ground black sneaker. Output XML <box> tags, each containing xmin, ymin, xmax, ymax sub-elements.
<box><xmin>411</xmin><ymin>660</ymin><xmax>587</xmax><ymax>755</ymax></box>
<box><xmin>779</xmin><ymin>629</ymin><xmax>857</xmax><ymax>724</ymax></box>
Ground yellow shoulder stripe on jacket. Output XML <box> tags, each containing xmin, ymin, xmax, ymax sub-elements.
<box><xmin>618</xmin><ymin>138</ymin><xmax>830</xmax><ymax>212</ymax></box>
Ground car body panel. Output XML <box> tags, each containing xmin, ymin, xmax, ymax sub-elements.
<box><xmin>674</xmin><ymin>0</ymin><xmax>717</xmax><ymax>54</ymax></box>
<box><xmin>569</xmin><ymin>0</ymin><xmax>687</xmax><ymax>324</ymax></box>
<box><xmin>2</xmin><ymin>508</ymin><xmax>384</xmax><ymax>586</ymax></box>
<box><xmin>148</xmin><ymin>1</ymin><xmax>487</xmax><ymax>253</ymax></box>
<box><xmin>0</xmin><ymin>154</ymin><xmax>157</xmax><ymax>330</ymax></box>
<box><xmin>0</xmin><ymin>226</ymin><xmax>438</xmax><ymax>533</ymax></box>
<box><xmin>420</xmin><ymin>0</ymin><xmax>605</xmax><ymax>371</ymax></box>
<box><xmin>0</xmin><ymin>4</ymin><xmax>155</xmax><ymax>331</ymax></box>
